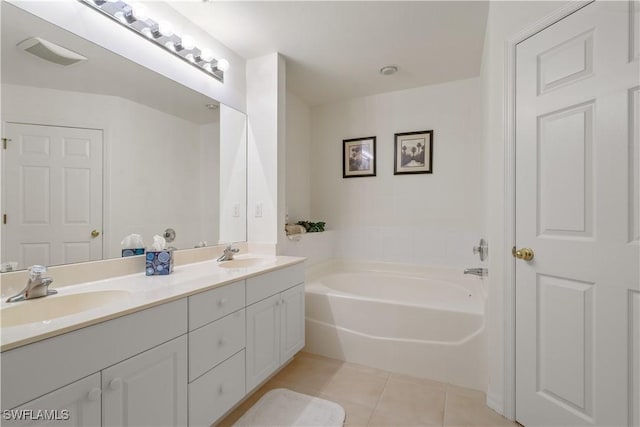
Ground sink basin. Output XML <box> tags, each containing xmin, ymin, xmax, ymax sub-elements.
<box><xmin>1</xmin><ymin>290</ymin><xmax>131</xmax><ymax>327</ymax></box>
<box><xmin>218</xmin><ymin>258</ymin><xmax>268</xmax><ymax>269</ymax></box>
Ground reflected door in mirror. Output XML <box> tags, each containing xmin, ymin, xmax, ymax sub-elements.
<box><xmin>3</xmin><ymin>123</ymin><xmax>103</xmax><ymax>269</ymax></box>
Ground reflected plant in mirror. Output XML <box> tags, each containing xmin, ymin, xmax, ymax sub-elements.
<box><xmin>0</xmin><ymin>2</ymin><xmax>247</xmax><ymax>271</ymax></box>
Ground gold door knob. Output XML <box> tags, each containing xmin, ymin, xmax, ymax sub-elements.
<box><xmin>91</xmin><ymin>230</ymin><xmax>100</xmax><ymax>238</ymax></box>
<box><xmin>512</xmin><ymin>247</ymin><xmax>534</xmax><ymax>261</ymax></box>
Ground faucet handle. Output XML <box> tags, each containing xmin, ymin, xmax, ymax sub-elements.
<box><xmin>28</xmin><ymin>265</ymin><xmax>47</xmax><ymax>280</ymax></box>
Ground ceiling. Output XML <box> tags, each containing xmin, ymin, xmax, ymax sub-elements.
<box><xmin>167</xmin><ymin>1</ymin><xmax>489</xmax><ymax>107</ymax></box>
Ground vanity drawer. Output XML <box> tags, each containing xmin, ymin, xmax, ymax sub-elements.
<box><xmin>189</xmin><ymin>309</ymin><xmax>245</xmax><ymax>382</ymax></box>
<box><xmin>188</xmin><ymin>349</ymin><xmax>245</xmax><ymax>427</ymax></box>
<box><xmin>188</xmin><ymin>280</ymin><xmax>245</xmax><ymax>331</ymax></box>
<box><xmin>246</xmin><ymin>263</ymin><xmax>304</xmax><ymax>305</ymax></box>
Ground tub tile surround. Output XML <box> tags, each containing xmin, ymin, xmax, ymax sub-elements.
<box><xmin>218</xmin><ymin>352</ymin><xmax>515</xmax><ymax>427</ymax></box>
<box><xmin>0</xmin><ymin>250</ymin><xmax>298</xmax><ymax>351</ymax></box>
<box><xmin>280</xmin><ymin>227</ymin><xmax>486</xmax><ymax>271</ymax></box>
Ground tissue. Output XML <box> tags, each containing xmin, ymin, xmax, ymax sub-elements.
<box><xmin>151</xmin><ymin>235</ymin><xmax>167</xmax><ymax>251</ymax></box>
<box><xmin>146</xmin><ymin>235</ymin><xmax>173</xmax><ymax>276</ymax></box>
<box><xmin>121</xmin><ymin>234</ymin><xmax>145</xmax><ymax>257</ymax></box>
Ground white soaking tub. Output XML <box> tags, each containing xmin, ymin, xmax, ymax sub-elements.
<box><xmin>304</xmin><ymin>260</ymin><xmax>488</xmax><ymax>391</ymax></box>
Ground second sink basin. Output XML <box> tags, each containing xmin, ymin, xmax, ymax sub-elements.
<box><xmin>218</xmin><ymin>258</ymin><xmax>269</xmax><ymax>269</ymax></box>
<box><xmin>1</xmin><ymin>290</ymin><xmax>131</xmax><ymax>327</ymax></box>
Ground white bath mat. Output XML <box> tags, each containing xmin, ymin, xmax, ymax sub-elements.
<box><xmin>233</xmin><ymin>388</ymin><xmax>345</xmax><ymax>427</ymax></box>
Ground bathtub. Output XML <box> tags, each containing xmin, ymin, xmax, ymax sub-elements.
<box><xmin>304</xmin><ymin>260</ymin><xmax>488</xmax><ymax>391</ymax></box>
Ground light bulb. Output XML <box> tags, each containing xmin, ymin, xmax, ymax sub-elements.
<box><xmin>158</xmin><ymin>21</ymin><xmax>174</xmax><ymax>37</ymax></box>
<box><xmin>180</xmin><ymin>35</ymin><xmax>195</xmax><ymax>50</ymax></box>
<box><xmin>200</xmin><ymin>48</ymin><xmax>214</xmax><ymax>62</ymax></box>
<box><xmin>202</xmin><ymin>63</ymin><xmax>213</xmax><ymax>73</ymax></box>
<box><xmin>114</xmin><ymin>11</ymin><xmax>127</xmax><ymax>24</ymax></box>
<box><xmin>131</xmin><ymin>4</ymin><xmax>148</xmax><ymax>22</ymax></box>
<box><xmin>165</xmin><ymin>41</ymin><xmax>176</xmax><ymax>52</ymax></box>
<box><xmin>216</xmin><ymin>58</ymin><xmax>230</xmax><ymax>71</ymax></box>
<box><xmin>185</xmin><ymin>54</ymin><xmax>195</xmax><ymax>63</ymax></box>
<box><xmin>141</xmin><ymin>27</ymin><xmax>153</xmax><ymax>38</ymax></box>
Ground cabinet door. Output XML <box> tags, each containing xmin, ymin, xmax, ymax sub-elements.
<box><xmin>245</xmin><ymin>293</ymin><xmax>281</xmax><ymax>391</ymax></box>
<box><xmin>2</xmin><ymin>373</ymin><xmax>101</xmax><ymax>427</ymax></box>
<box><xmin>280</xmin><ymin>283</ymin><xmax>305</xmax><ymax>363</ymax></box>
<box><xmin>102</xmin><ymin>336</ymin><xmax>187</xmax><ymax>427</ymax></box>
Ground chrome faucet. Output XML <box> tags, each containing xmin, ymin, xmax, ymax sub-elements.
<box><xmin>464</xmin><ymin>268</ymin><xmax>488</xmax><ymax>277</ymax></box>
<box><xmin>217</xmin><ymin>244</ymin><xmax>239</xmax><ymax>262</ymax></box>
<box><xmin>6</xmin><ymin>265</ymin><xmax>57</xmax><ymax>303</ymax></box>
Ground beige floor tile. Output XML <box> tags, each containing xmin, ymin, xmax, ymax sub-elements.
<box><xmin>271</xmin><ymin>353</ymin><xmax>343</xmax><ymax>392</ymax></box>
<box><xmin>318</xmin><ymin>392</ymin><xmax>375</xmax><ymax>426</ymax></box>
<box><xmin>320</xmin><ymin>364</ymin><xmax>388</xmax><ymax>409</ymax></box>
<box><xmin>390</xmin><ymin>372</ymin><xmax>448</xmax><ymax>391</ymax></box>
<box><xmin>444</xmin><ymin>390</ymin><xmax>515</xmax><ymax>427</ymax></box>
<box><xmin>368</xmin><ymin>377</ymin><xmax>446</xmax><ymax>427</ymax></box>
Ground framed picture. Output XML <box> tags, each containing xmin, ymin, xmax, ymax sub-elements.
<box><xmin>343</xmin><ymin>136</ymin><xmax>376</xmax><ymax>178</ymax></box>
<box><xmin>394</xmin><ymin>130</ymin><xmax>433</xmax><ymax>175</ymax></box>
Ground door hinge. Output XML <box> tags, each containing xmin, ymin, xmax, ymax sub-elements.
<box><xmin>2</xmin><ymin>138</ymin><xmax>10</xmax><ymax>150</ymax></box>
<box><xmin>3</xmin><ymin>214</ymin><xmax>6</xmax><ymax>225</ymax></box>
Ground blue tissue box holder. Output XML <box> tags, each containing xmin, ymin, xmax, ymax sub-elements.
<box><xmin>145</xmin><ymin>250</ymin><xmax>174</xmax><ymax>276</ymax></box>
<box><xmin>122</xmin><ymin>248</ymin><xmax>145</xmax><ymax>257</ymax></box>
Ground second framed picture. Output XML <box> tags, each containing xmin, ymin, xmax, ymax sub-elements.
<box><xmin>394</xmin><ymin>130</ymin><xmax>433</xmax><ymax>175</ymax></box>
<box><xmin>343</xmin><ymin>136</ymin><xmax>376</xmax><ymax>178</ymax></box>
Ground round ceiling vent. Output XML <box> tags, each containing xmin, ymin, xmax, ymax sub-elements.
<box><xmin>379</xmin><ymin>65</ymin><xmax>398</xmax><ymax>76</ymax></box>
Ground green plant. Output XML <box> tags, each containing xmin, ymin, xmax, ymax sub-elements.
<box><xmin>296</xmin><ymin>221</ymin><xmax>326</xmax><ymax>232</ymax></box>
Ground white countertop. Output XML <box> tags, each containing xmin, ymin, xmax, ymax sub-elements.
<box><xmin>0</xmin><ymin>254</ymin><xmax>305</xmax><ymax>352</ymax></box>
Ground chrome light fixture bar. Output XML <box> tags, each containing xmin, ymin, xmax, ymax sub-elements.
<box><xmin>79</xmin><ymin>0</ymin><xmax>229</xmax><ymax>82</ymax></box>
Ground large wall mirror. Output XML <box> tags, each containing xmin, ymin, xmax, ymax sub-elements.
<box><xmin>0</xmin><ymin>2</ymin><xmax>247</xmax><ymax>272</ymax></box>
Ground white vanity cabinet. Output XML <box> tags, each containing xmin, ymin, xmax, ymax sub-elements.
<box><xmin>2</xmin><ymin>373</ymin><xmax>102</xmax><ymax>427</ymax></box>
<box><xmin>187</xmin><ymin>280</ymin><xmax>246</xmax><ymax>427</ymax></box>
<box><xmin>1</xmin><ymin>260</ymin><xmax>306</xmax><ymax>427</ymax></box>
<box><xmin>102</xmin><ymin>336</ymin><xmax>188</xmax><ymax>427</ymax></box>
<box><xmin>0</xmin><ymin>299</ymin><xmax>188</xmax><ymax>425</ymax></box>
<box><xmin>245</xmin><ymin>264</ymin><xmax>305</xmax><ymax>391</ymax></box>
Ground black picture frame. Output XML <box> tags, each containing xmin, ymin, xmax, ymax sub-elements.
<box><xmin>394</xmin><ymin>130</ymin><xmax>433</xmax><ymax>175</ymax></box>
<box><xmin>343</xmin><ymin>136</ymin><xmax>376</xmax><ymax>178</ymax></box>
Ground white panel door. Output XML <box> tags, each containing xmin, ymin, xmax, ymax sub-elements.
<box><xmin>102</xmin><ymin>336</ymin><xmax>187</xmax><ymax>427</ymax></box>
<box><xmin>2</xmin><ymin>123</ymin><xmax>103</xmax><ymax>269</ymax></box>
<box><xmin>280</xmin><ymin>283</ymin><xmax>305</xmax><ymax>363</ymax></box>
<box><xmin>515</xmin><ymin>1</ymin><xmax>640</xmax><ymax>426</ymax></box>
<box><xmin>3</xmin><ymin>373</ymin><xmax>101</xmax><ymax>427</ymax></box>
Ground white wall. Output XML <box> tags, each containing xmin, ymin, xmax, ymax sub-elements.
<box><xmin>7</xmin><ymin>0</ymin><xmax>246</xmax><ymax>112</ymax></box>
<box><xmin>219</xmin><ymin>105</ymin><xmax>247</xmax><ymax>244</ymax></box>
<box><xmin>310</xmin><ymin>77</ymin><xmax>485</xmax><ymax>268</ymax></box>
<box><xmin>2</xmin><ymin>83</ymin><xmax>220</xmax><ymax>258</ymax></box>
<box><xmin>246</xmin><ymin>53</ymin><xmax>286</xmax><ymax>248</ymax></box>
<box><xmin>285</xmin><ymin>90</ymin><xmax>312</xmax><ymax>223</ymax></box>
<box><xmin>480</xmin><ymin>0</ymin><xmax>569</xmax><ymax>416</ymax></box>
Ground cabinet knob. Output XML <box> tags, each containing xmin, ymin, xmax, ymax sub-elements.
<box><xmin>109</xmin><ymin>378</ymin><xmax>122</xmax><ymax>390</ymax></box>
<box><xmin>218</xmin><ymin>298</ymin><xmax>227</xmax><ymax>307</ymax></box>
<box><xmin>218</xmin><ymin>337</ymin><xmax>227</xmax><ymax>347</ymax></box>
<box><xmin>275</xmin><ymin>300</ymin><xmax>281</xmax><ymax>306</ymax></box>
<box><xmin>87</xmin><ymin>388</ymin><xmax>102</xmax><ymax>401</ymax></box>
<box><xmin>218</xmin><ymin>385</ymin><xmax>224</xmax><ymax>394</ymax></box>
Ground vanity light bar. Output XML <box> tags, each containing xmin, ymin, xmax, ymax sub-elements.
<box><xmin>79</xmin><ymin>0</ymin><xmax>227</xmax><ymax>82</ymax></box>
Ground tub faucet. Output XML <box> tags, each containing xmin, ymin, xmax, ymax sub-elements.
<box><xmin>217</xmin><ymin>244</ymin><xmax>239</xmax><ymax>262</ymax></box>
<box><xmin>464</xmin><ymin>268</ymin><xmax>488</xmax><ymax>277</ymax></box>
<box><xmin>6</xmin><ymin>265</ymin><xmax>57</xmax><ymax>303</ymax></box>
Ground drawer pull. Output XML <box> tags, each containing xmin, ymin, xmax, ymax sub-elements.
<box><xmin>87</xmin><ymin>388</ymin><xmax>102</xmax><ymax>401</ymax></box>
<box><xmin>109</xmin><ymin>378</ymin><xmax>122</xmax><ymax>390</ymax></box>
<box><xmin>218</xmin><ymin>385</ymin><xmax>224</xmax><ymax>394</ymax></box>
<box><xmin>218</xmin><ymin>337</ymin><xmax>227</xmax><ymax>346</ymax></box>
<box><xmin>218</xmin><ymin>298</ymin><xmax>228</xmax><ymax>307</ymax></box>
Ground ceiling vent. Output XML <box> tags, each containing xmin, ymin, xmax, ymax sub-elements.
<box><xmin>17</xmin><ymin>37</ymin><xmax>87</xmax><ymax>66</ymax></box>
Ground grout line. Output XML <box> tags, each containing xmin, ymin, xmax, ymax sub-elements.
<box><xmin>442</xmin><ymin>386</ymin><xmax>449</xmax><ymax>427</ymax></box>
<box><xmin>366</xmin><ymin>373</ymin><xmax>390</xmax><ymax>426</ymax></box>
